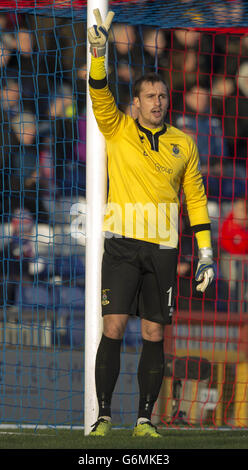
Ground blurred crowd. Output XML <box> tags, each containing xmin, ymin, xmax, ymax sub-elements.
<box><xmin>0</xmin><ymin>12</ymin><xmax>87</xmax><ymax>310</ymax></box>
<box><xmin>0</xmin><ymin>3</ymin><xmax>248</xmax><ymax>313</ymax></box>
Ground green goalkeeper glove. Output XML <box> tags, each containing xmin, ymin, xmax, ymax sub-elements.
<box><xmin>88</xmin><ymin>8</ymin><xmax>115</xmax><ymax>58</ymax></box>
<box><xmin>195</xmin><ymin>247</ymin><xmax>215</xmax><ymax>293</ymax></box>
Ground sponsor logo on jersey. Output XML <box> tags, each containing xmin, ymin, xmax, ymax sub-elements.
<box><xmin>155</xmin><ymin>163</ymin><xmax>173</xmax><ymax>174</ymax></box>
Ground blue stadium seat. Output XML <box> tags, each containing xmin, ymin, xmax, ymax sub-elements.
<box><xmin>15</xmin><ymin>284</ymin><xmax>52</xmax><ymax>309</ymax></box>
<box><xmin>54</xmin><ymin>255</ymin><xmax>85</xmax><ymax>279</ymax></box>
<box><xmin>54</xmin><ymin>286</ymin><xmax>85</xmax><ymax>310</ymax></box>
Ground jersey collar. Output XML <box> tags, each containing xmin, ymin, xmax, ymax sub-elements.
<box><xmin>135</xmin><ymin>119</ymin><xmax>167</xmax><ymax>152</ymax></box>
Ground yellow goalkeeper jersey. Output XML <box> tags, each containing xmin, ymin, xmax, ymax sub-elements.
<box><xmin>89</xmin><ymin>74</ymin><xmax>210</xmax><ymax>248</ymax></box>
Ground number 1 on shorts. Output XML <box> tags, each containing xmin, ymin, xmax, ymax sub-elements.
<box><xmin>167</xmin><ymin>286</ymin><xmax>172</xmax><ymax>307</ymax></box>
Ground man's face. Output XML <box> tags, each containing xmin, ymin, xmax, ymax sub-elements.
<box><xmin>134</xmin><ymin>80</ymin><xmax>169</xmax><ymax>129</ymax></box>
<box><xmin>2</xmin><ymin>82</ymin><xmax>19</xmax><ymax>109</ymax></box>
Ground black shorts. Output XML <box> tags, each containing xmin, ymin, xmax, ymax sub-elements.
<box><xmin>101</xmin><ymin>236</ymin><xmax>178</xmax><ymax>325</ymax></box>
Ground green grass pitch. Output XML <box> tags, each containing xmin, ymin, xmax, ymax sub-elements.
<box><xmin>0</xmin><ymin>428</ymin><xmax>247</xmax><ymax>449</ymax></box>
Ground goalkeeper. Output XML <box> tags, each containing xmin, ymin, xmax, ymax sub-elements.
<box><xmin>88</xmin><ymin>9</ymin><xmax>214</xmax><ymax>438</ymax></box>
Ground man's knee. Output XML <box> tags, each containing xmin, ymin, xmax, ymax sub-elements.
<box><xmin>141</xmin><ymin>319</ymin><xmax>164</xmax><ymax>342</ymax></box>
<box><xmin>103</xmin><ymin>314</ymin><xmax>129</xmax><ymax>340</ymax></box>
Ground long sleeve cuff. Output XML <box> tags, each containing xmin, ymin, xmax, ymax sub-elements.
<box><xmin>90</xmin><ymin>56</ymin><xmax>106</xmax><ymax>80</ymax></box>
<box><xmin>195</xmin><ymin>229</ymin><xmax>212</xmax><ymax>250</ymax></box>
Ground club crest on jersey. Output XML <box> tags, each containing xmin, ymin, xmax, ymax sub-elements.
<box><xmin>171</xmin><ymin>144</ymin><xmax>180</xmax><ymax>157</ymax></box>
<box><xmin>102</xmin><ymin>289</ymin><xmax>110</xmax><ymax>306</ymax></box>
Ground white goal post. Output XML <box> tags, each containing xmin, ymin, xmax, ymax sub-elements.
<box><xmin>84</xmin><ymin>0</ymin><xmax>109</xmax><ymax>436</ymax></box>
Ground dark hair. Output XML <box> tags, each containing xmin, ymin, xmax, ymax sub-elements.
<box><xmin>133</xmin><ymin>72</ymin><xmax>169</xmax><ymax>98</ymax></box>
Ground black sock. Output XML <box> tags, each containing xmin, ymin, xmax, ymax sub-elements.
<box><xmin>137</xmin><ymin>338</ymin><xmax>164</xmax><ymax>421</ymax></box>
<box><xmin>95</xmin><ymin>334</ymin><xmax>122</xmax><ymax>418</ymax></box>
